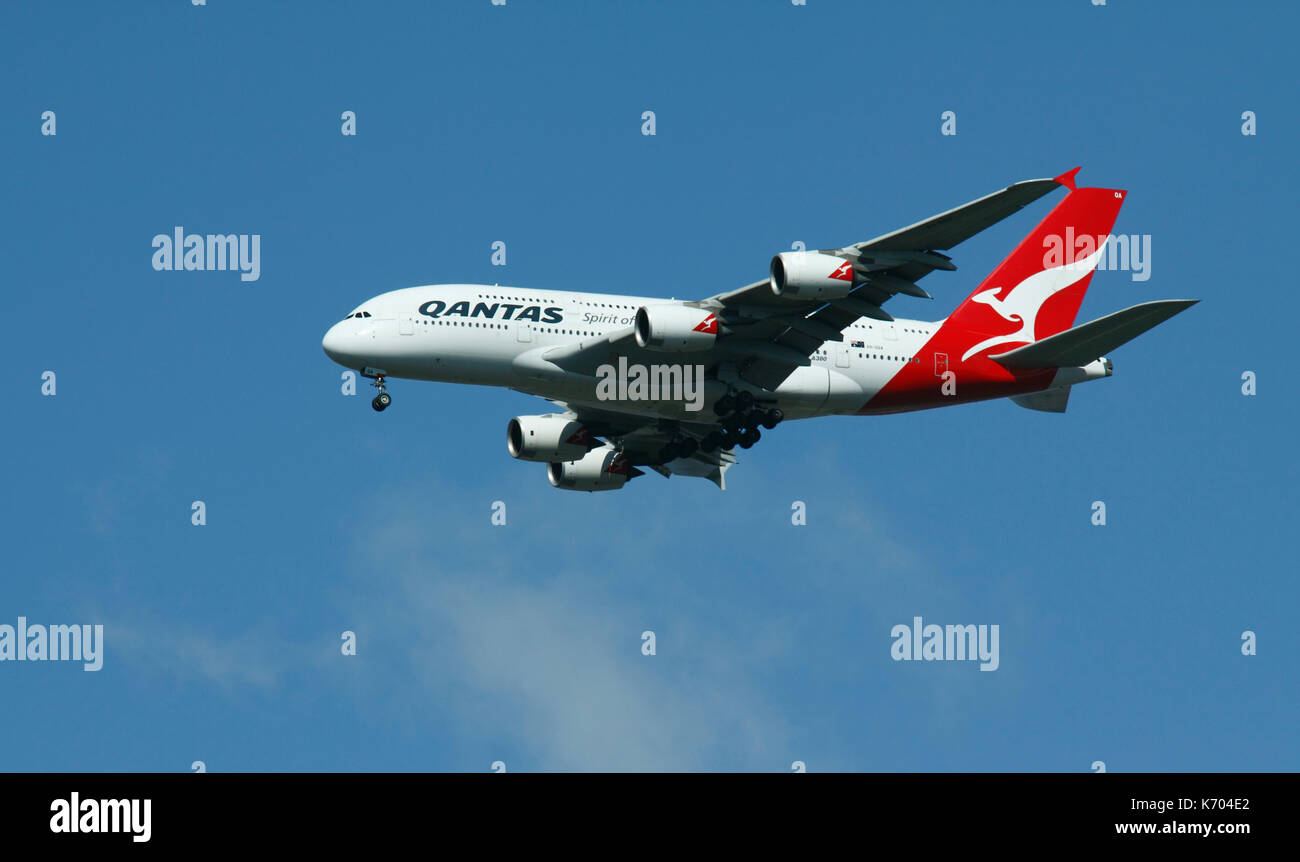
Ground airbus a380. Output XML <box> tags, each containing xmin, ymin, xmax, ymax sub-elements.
<box><xmin>322</xmin><ymin>168</ymin><xmax>1196</xmax><ymax>491</ymax></box>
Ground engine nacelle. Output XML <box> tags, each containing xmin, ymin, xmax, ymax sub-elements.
<box><xmin>507</xmin><ymin>414</ymin><xmax>592</xmax><ymax>462</ymax></box>
<box><xmin>634</xmin><ymin>304</ymin><xmax>718</xmax><ymax>352</ymax></box>
<box><xmin>769</xmin><ymin>251</ymin><xmax>856</xmax><ymax>300</ymax></box>
<box><xmin>547</xmin><ymin>447</ymin><xmax>636</xmax><ymax>492</ymax></box>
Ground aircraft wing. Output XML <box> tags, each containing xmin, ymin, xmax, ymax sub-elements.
<box><xmin>517</xmin><ymin>334</ymin><xmax>737</xmax><ymax>488</ymax></box>
<box><xmin>513</xmin><ymin>326</ymin><xmax>640</xmax><ymax>380</ymax></box>
<box><xmin>544</xmin><ymin>400</ymin><xmax>737</xmax><ymax>489</ymax></box>
<box><xmin>702</xmin><ymin>175</ymin><xmax>1065</xmax><ymax>389</ymax></box>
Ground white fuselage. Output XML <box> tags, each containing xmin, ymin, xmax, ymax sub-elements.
<box><xmin>321</xmin><ymin>284</ymin><xmax>948</xmax><ymax>421</ymax></box>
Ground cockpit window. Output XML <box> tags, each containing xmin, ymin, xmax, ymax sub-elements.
<box><xmin>342</xmin><ymin>311</ymin><xmax>372</xmax><ymax>321</ymax></box>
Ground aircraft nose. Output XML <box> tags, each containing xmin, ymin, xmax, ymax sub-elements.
<box><xmin>322</xmin><ymin>322</ymin><xmax>348</xmax><ymax>363</ymax></box>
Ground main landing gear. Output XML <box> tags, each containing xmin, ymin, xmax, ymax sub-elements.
<box><xmin>371</xmin><ymin>376</ymin><xmax>392</xmax><ymax>412</ymax></box>
<box><xmin>697</xmin><ymin>390</ymin><xmax>783</xmax><ymax>452</ymax></box>
<box><xmin>658</xmin><ymin>395</ymin><xmax>783</xmax><ymax>464</ymax></box>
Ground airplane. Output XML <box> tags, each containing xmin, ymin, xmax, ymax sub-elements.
<box><xmin>322</xmin><ymin>168</ymin><xmax>1196</xmax><ymax>491</ymax></box>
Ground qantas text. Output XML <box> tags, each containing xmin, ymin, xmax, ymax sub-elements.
<box><xmin>419</xmin><ymin>300</ymin><xmax>563</xmax><ymax>323</ymax></box>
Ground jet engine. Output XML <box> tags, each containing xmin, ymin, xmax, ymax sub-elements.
<box><xmin>769</xmin><ymin>251</ymin><xmax>857</xmax><ymax>300</ymax></box>
<box><xmin>507</xmin><ymin>414</ymin><xmax>592</xmax><ymax>462</ymax></box>
<box><xmin>634</xmin><ymin>305</ymin><xmax>718</xmax><ymax>351</ymax></box>
<box><xmin>547</xmin><ymin>446</ymin><xmax>640</xmax><ymax>491</ymax></box>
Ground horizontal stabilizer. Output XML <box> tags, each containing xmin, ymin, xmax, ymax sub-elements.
<box><xmin>1011</xmin><ymin>387</ymin><xmax>1071</xmax><ymax>413</ymax></box>
<box><xmin>991</xmin><ymin>299</ymin><xmax>1198</xmax><ymax>368</ymax></box>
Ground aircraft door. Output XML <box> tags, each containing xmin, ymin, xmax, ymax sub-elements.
<box><xmin>399</xmin><ymin>314</ymin><xmax>414</xmax><ymax>335</ymax></box>
<box><xmin>835</xmin><ymin>344</ymin><xmax>850</xmax><ymax>368</ymax></box>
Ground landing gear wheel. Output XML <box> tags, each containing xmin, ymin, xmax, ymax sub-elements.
<box><xmin>761</xmin><ymin>408</ymin><xmax>783</xmax><ymax>430</ymax></box>
<box><xmin>677</xmin><ymin>437</ymin><xmax>698</xmax><ymax>457</ymax></box>
<box><xmin>722</xmin><ymin>413</ymin><xmax>744</xmax><ymax>433</ymax></box>
<box><xmin>720</xmin><ymin>431</ymin><xmax>739</xmax><ymax>450</ymax></box>
<box><xmin>734</xmin><ymin>390</ymin><xmax>755</xmax><ymax>411</ymax></box>
<box><xmin>739</xmin><ymin>427</ymin><xmax>761</xmax><ymax>449</ymax></box>
<box><xmin>370</xmin><ymin>375</ymin><xmax>391</xmax><ymax>412</ymax></box>
<box><xmin>744</xmin><ymin>409</ymin><xmax>766</xmax><ymax>429</ymax></box>
<box><xmin>701</xmin><ymin>431</ymin><xmax>723</xmax><ymax>451</ymax></box>
<box><xmin>714</xmin><ymin>395</ymin><xmax>735</xmax><ymax>416</ymax></box>
<box><xmin>658</xmin><ymin>442</ymin><xmax>680</xmax><ymax>463</ymax></box>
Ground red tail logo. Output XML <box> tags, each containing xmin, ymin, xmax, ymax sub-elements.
<box><xmin>692</xmin><ymin>313</ymin><xmax>718</xmax><ymax>334</ymax></box>
<box><xmin>862</xmin><ymin>171</ymin><xmax>1130</xmax><ymax>414</ymax></box>
<box><xmin>829</xmin><ymin>261</ymin><xmax>854</xmax><ymax>281</ymax></box>
<box><xmin>946</xmin><ymin>182</ymin><xmax>1127</xmax><ymax>353</ymax></box>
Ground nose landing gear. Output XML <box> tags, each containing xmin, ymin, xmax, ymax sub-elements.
<box><xmin>370</xmin><ymin>376</ymin><xmax>391</xmax><ymax>412</ymax></box>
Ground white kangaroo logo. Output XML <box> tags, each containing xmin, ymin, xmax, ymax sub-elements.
<box><xmin>961</xmin><ymin>245</ymin><xmax>1109</xmax><ymax>362</ymax></box>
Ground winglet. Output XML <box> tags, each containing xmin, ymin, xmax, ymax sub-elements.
<box><xmin>1054</xmin><ymin>167</ymin><xmax>1082</xmax><ymax>191</ymax></box>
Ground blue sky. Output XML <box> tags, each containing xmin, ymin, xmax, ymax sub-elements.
<box><xmin>1</xmin><ymin>1</ymin><xmax>1295</xmax><ymax>771</ymax></box>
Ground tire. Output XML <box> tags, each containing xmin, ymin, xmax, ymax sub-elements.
<box><xmin>714</xmin><ymin>395</ymin><xmax>735</xmax><ymax>416</ymax></box>
<box><xmin>762</xmin><ymin>408</ymin><xmax>783</xmax><ymax>430</ymax></box>
<box><xmin>735</xmin><ymin>390</ymin><xmax>755</xmax><ymax>410</ymax></box>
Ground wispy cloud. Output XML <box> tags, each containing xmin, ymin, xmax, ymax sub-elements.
<box><xmin>107</xmin><ymin>619</ymin><xmax>297</xmax><ymax>691</ymax></box>
<box><xmin>102</xmin><ymin>458</ymin><xmax>974</xmax><ymax>771</ymax></box>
